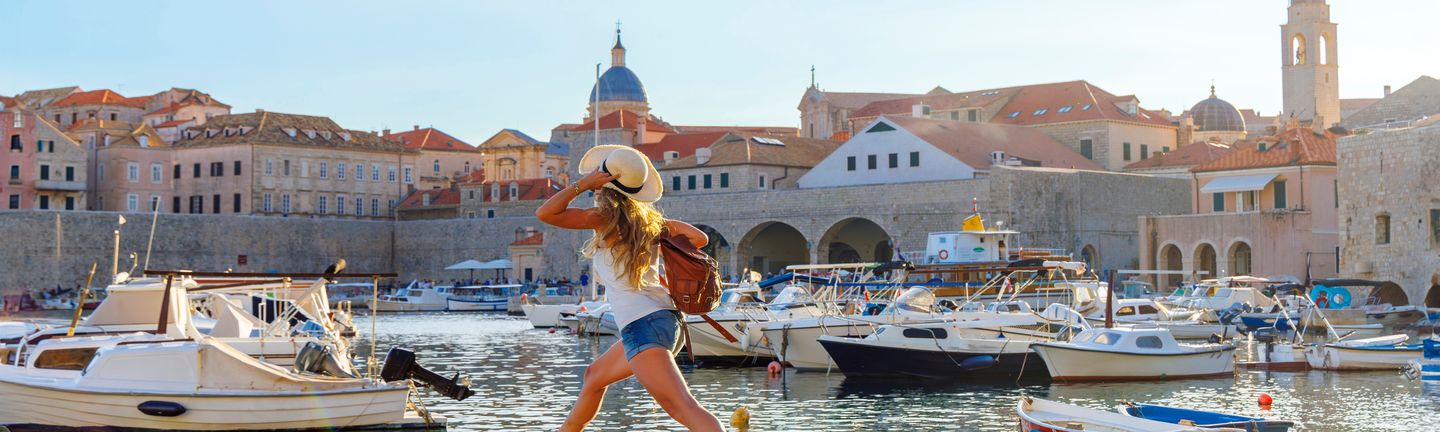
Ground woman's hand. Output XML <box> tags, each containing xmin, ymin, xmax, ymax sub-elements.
<box><xmin>576</xmin><ymin>170</ymin><xmax>619</xmax><ymax>191</ymax></box>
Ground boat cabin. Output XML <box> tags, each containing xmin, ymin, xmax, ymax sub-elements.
<box><xmin>924</xmin><ymin>230</ymin><xmax>1019</xmax><ymax>265</ymax></box>
<box><xmin>1072</xmin><ymin>327</ymin><xmax>1182</xmax><ymax>352</ymax></box>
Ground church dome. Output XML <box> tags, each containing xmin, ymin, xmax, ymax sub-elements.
<box><xmin>589</xmin><ymin>66</ymin><xmax>647</xmax><ymax>103</ymax></box>
<box><xmin>1189</xmin><ymin>87</ymin><xmax>1245</xmax><ymax>132</ymax></box>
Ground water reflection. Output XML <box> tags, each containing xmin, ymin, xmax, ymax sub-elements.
<box><xmin>356</xmin><ymin>312</ymin><xmax>1440</xmax><ymax>431</ymax></box>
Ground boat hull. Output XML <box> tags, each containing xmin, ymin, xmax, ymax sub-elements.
<box><xmin>818</xmin><ymin>336</ymin><xmax>1047</xmax><ymax>380</ymax></box>
<box><xmin>372</xmin><ymin>300</ymin><xmax>446</xmax><ymax>312</ymax></box>
<box><xmin>1306</xmin><ymin>344</ymin><xmax>1421</xmax><ymax>370</ymax></box>
<box><xmin>683</xmin><ymin>318</ymin><xmax>773</xmax><ymax>361</ymax></box>
<box><xmin>1031</xmin><ymin>344</ymin><xmax>1235</xmax><ymax>382</ymax></box>
<box><xmin>0</xmin><ymin>380</ymin><xmax>409</xmax><ymax>430</ymax></box>
<box><xmin>522</xmin><ymin>304</ymin><xmax>579</xmax><ymax>328</ymax></box>
<box><xmin>761</xmin><ymin>319</ymin><xmax>874</xmax><ymax>371</ymax></box>
<box><xmin>446</xmin><ymin>298</ymin><xmax>506</xmax><ymax>312</ymax></box>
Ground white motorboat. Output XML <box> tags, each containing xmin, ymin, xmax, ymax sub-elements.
<box><xmin>1016</xmin><ymin>397</ymin><xmax>1228</xmax><ymax>432</ymax></box>
<box><xmin>326</xmin><ymin>282</ymin><xmax>375</xmax><ymax>309</ymax></box>
<box><xmin>522</xmin><ymin>301</ymin><xmax>581</xmax><ymax>328</ymax></box>
<box><xmin>1305</xmin><ymin>334</ymin><xmax>1420</xmax><ymax>370</ymax></box>
<box><xmin>446</xmin><ymin>284</ymin><xmax>519</xmax><ymax>312</ymax></box>
<box><xmin>373</xmin><ymin>281</ymin><xmax>450</xmax><ymax>312</ymax></box>
<box><xmin>1030</xmin><ymin>326</ymin><xmax>1235</xmax><ymax>382</ymax></box>
<box><xmin>762</xmin><ymin>286</ymin><xmax>945</xmax><ymax>371</ymax></box>
<box><xmin>575</xmin><ymin>303</ymin><xmax>616</xmax><ymax>336</ymax></box>
<box><xmin>683</xmin><ymin>285</ymin><xmax>823</xmax><ymax>362</ymax></box>
<box><xmin>1088</xmin><ymin>298</ymin><xmax>1235</xmax><ymax>340</ymax></box>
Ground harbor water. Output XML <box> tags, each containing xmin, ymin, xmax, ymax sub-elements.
<box><xmin>356</xmin><ymin>311</ymin><xmax>1440</xmax><ymax>431</ymax></box>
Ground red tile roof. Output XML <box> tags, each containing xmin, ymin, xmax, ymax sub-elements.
<box><xmin>0</xmin><ymin>96</ymin><xmax>18</xmax><ymax>110</ymax></box>
<box><xmin>120</xmin><ymin>95</ymin><xmax>153</xmax><ymax>108</ymax></box>
<box><xmin>396</xmin><ymin>188</ymin><xmax>461</xmax><ymax>210</ymax></box>
<box><xmin>476</xmin><ymin>178</ymin><xmax>562</xmax><ymax>202</ymax></box>
<box><xmin>633</xmin><ymin>132</ymin><xmax>727</xmax><ymax>162</ymax></box>
<box><xmin>456</xmin><ymin>170</ymin><xmax>485</xmax><ymax>184</ymax></box>
<box><xmin>1124</xmin><ymin>140</ymin><xmax>1236</xmax><ymax>170</ymax></box>
<box><xmin>154</xmin><ymin>119</ymin><xmax>193</xmax><ymax>128</ymax></box>
<box><xmin>1191</xmin><ymin>126</ymin><xmax>1339</xmax><ymax>173</ymax></box>
<box><xmin>383</xmin><ymin>127</ymin><xmax>475</xmax><ymax>151</ymax></box>
<box><xmin>51</xmin><ymin>90</ymin><xmax>135</xmax><ymax>108</ymax></box>
<box><xmin>511</xmin><ymin>232</ymin><xmax>544</xmax><ymax>246</ymax></box>
<box><xmin>146</xmin><ymin>102</ymin><xmax>189</xmax><ymax>116</ymax></box>
<box><xmin>570</xmin><ymin>110</ymin><xmax>675</xmax><ymax>134</ymax></box>
<box><xmin>851</xmin><ymin>80</ymin><xmax>1172</xmax><ymax>128</ymax></box>
<box><xmin>884</xmin><ymin>116</ymin><xmax>1105</xmax><ymax>171</ymax></box>
<box><xmin>814</xmin><ymin>90</ymin><xmax>921</xmax><ymax>110</ymax></box>
<box><xmin>673</xmin><ymin>125</ymin><xmax>798</xmax><ymax>135</ymax></box>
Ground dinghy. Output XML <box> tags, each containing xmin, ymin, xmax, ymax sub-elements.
<box><xmin>1016</xmin><ymin>396</ymin><xmax>1239</xmax><ymax>431</ymax></box>
<box><xmin>1306</xmin><ymin>334</ymin><xmax>1420</xmax><ymax>370</ymax></box>
<box><xmin>1118</xmin><ymin>402</ymin><xmax>1294</xmax><ymax>432</ymax></box>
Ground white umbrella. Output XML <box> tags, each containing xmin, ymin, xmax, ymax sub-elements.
<box><xmin>445</xmin><ymin>259</ymin><xmax>489</xmax><ymax>280</ymax></box>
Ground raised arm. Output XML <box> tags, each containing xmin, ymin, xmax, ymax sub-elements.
<box><xmin>664</xmin><ymin>219</ymin><xmax>708</xmax><ymax>249</ymax></box>
<box><xmin>535</xmin><ymin>170</ymin><xmax>619</xmax><ymax>229</ymax></box>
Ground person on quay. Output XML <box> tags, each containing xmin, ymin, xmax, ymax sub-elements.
<box><xmin>536</xmin><ymin>145</ymin><xmax>724</xmax><ymax>432</ymax></box>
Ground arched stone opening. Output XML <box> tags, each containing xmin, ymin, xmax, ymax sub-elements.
<box><xmin>1291</xmin><ymin>33</ymin><xmax>1307</xmax><ymax>65</ymax></box>
<box><xmin>1370</xmin><ymin>281</ymin><xmax>1409</xmax><ymax>306</ymax></box>
<box><xmin>1426</xmin><ymin>275</ymin><xmax>1440</xmax><ymax>308</ymax></box>
<box><xmin>695</xmin><ymin>224</ymin><xmax>733</xmax><ymax>278</ymax></box>
<box><xmin>1228</xmin><ymin>241</ymin><xmax>1253</xmax><ymax>276</ymax></box>
<box><xmin>1159</xmin><ymin>244</ymin><xmax>1184</xmax><ymax>290</ymax></box>
<box><xmin>1194</xmin><ymin>243</ymin><xmax>1217</xmax><ymax>280</ymax></box>
<box><xmin>1319</xmin><ymin>33</ymin><xmax>1330</xmax><ymax>65</ymax></box>
<box><xmin>817</xmin><ymin>218</ymin><xmax>892</xmax><ymax>264</ymax></box>
<box><xmin>1079</xmin><ymin>245</ymin><xmax>1099</xmax><ymax>270</ymax></box>
<box><xmin>738</xmin><ymin>222</ymin><xmax>809</xmax><ymax>277</ymax></box>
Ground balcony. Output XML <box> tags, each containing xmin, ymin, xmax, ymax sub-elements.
<box><xmin>34</xmin><ymin>179</ymin><xmax>86</xmax><ymax>191</ymax></box>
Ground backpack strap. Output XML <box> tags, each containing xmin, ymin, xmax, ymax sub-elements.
<box><xmin>701</xmin><ymin>313</ymin><xmax>738</xmax><ymax>343</ymax></box>
<box><xmin>681</xmin><ymin>319</ymin><xmax>694</xmax><ymax>363</ymax></box>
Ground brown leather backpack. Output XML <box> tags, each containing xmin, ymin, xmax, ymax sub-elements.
<box><xmin>657</xmin><ymin>230</ymin><xmax>737</xmax><ymax>361</ymax></box>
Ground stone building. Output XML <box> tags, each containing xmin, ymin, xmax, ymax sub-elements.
<box><xmin>92</xmin><ymin>124</ymin><xmax>171</xmax><ymax>213</ymax></box>
<box><xmin>657</xmin><ymin>132</ymin><xmax>839</xmax><ymax>195</ymax></box>
<box><xmin>170</xmin><ymin>110</ymin><xmax>418</xmax><ymax>219</ymax></box>
<box><xmin>1281</xmin><ymin>0</ymin><xmax>1341</xmax><ymax>127</ymax></box>
<box><xmin>383</xmin><ymin>126</ymin><xmax>482</xmax><ymax>190</ymax></box>
<box><xmin>1339</xmin><ymin>75</ymin><xmax>1440</xmax><ymax>130</ymax></box>
<box><xmin>395</xmin><ymin>186</ymin><xmax>462</xmax><ymax>220</ymax></box>
<box><xmin>476</xmin><ymin>129</ymin><xmax>567</xmax><ymax>183</ymax></box>
<box><xmin>1138</xmin><ymin>123</ymin><xmax>1342</xmax><ymax>289</ymax></box>
<box><xmin>798</xmin><ymin>116</ymin><xmax>1101</xmax><ymax>188</ymax></box>
<box><xmin>509</xmin><ymin>228</ymin><xmax>545</xmax><ymax>283</ymax></box>
<box><xmin>37</xmin><ymin>89</ymin><xmax>150</xmax><ymax>128</ymax></box>
<box><xmin>1336</xmin><ymin>118</ymin><xmax>1440</xmax><ymax>308</ymax></box>
<box><xmin>1</xmin><ymin>108</ymin><xmax>87</xmax><ymax>210</ymax></box>
<box><xmin>797</xmin><ymin>85</ymin><xmax>919</xmax><ymax>140</ymax></box>
<box><xmin>842</xmin><ymin>80</ymin><xmax>1178</xmax><ymax>171</ymax></box>
<box><xmin>457</xmin><ymin>177</ymin><xmax>562</xmax><ymax>220</ymax></box>
<box><xmin>1122</xmin><ymin>140</ymin><xmax>1235</xmax><ymax>178</ymax></box>
<box><xmin>140</xmin><ymin>89</ymin><xmax>232</xmax><ymax>144</ymax></box>
<box><xmin>1175</xmin><ymin>86</ymin><xmax>1249</xmax><ymax>145</ymax></box>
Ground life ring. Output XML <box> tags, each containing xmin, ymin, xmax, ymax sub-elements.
<box><xmin>1314</xmin><ymin>291</ymin><xmax>1330</xmax><ymax>309</ymax></box>
<box><xmin>1329</xmin><ymin>288</ymin><xmax>1352</xmax><ymax>309</ymax></box>
<box><xmin>938</xmin><ymin>249</ymin><xmax>950</xmax><ymax>260</ymax></box>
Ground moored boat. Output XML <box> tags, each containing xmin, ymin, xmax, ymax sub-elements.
<box><xmin>1118</xmin><ymin>402</ymin><xmax>1293</xmax><ymax>432</ymax></box>
<box><xmin>1030</xmin><ymin>326</ymin><xmax>1235</xmax><ymax>382</ymax></box>
<box><xmin>1305</xmin><ymin>334</ymin><xmax>1419</xmax><ymax>370</ymax></box>
<box><xmin>372</xmin><ymin>281</ymin><xmax>450</xmax><ymax>312</ymax></box>
<box><xmin>446</xmin><ymin>284</ymin><xmax>519</xmax><ymax>312</ymax></box>
<box><xmin>1016</xmin><ymin>396</ymin><xmax>1232</xmax><ymax>432</ymax></box>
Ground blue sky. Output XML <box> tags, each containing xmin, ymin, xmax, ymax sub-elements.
<box><xmin>4</xmin><ymin>1</ymin><xmax>1436</xmax><ymax>142</ymax></box>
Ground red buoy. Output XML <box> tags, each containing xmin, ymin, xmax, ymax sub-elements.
<box><xmin>767</xmin><ymin>361</ymin><xmax>783</xmax><ymax>377</ymax></box>
<box><xmin>1258</xmin><ymin>393</ymin><xmax>1273</xmax><ymax>407</ymax></box>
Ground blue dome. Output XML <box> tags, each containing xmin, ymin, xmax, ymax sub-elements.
<box><xmin>589</xmin><ymin>66</ymin><xmax>647</xmax><ymax>102</ymax></box>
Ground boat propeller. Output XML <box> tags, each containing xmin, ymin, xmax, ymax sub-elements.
<box><xmin>381</xmin><ymin>347</ymin><xmax>475</xmax><ymax>401</ymax></box>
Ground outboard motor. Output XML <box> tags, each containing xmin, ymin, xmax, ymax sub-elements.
<box><xmin>294</xmin><ymin>342</ymin><xmax>356</xmax><ymax>378</ymax></box>
<box><xmin>381</xmin><ymin>347</ymin><xmax>475</xmax><ymax>401</ymax></box>
<box><xmin>1216</xmin><ymin>304</ymin><xmax>1245</xmax><ymax>325</ymax></box>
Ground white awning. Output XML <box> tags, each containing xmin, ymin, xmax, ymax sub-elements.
<box><xmin>1199</xmin><ymin>174</ymin><xmax>1277</xmax><ymax>194</ymax></box>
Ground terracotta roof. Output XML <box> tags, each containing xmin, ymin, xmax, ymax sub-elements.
<box><xmin>456</xmin><ymin>169</ymin><xmax>485</xmax><ymax>184</ymax></box>
<box><xmin>1191</xmin><ymin>126</ymin><xmax>1338</xmax><ymax>173</ymax></box>
<box><xmin>0</xmin><ymin>96</ymin><xmax>17</xmax><ymax>110</ymax></box>
<box><xmin>172</xmin><ymin>111</ymin><xmax>412</xmax><ymax>153</ymax></box>
<box><xmin>569</xmin><ymin>110</ymin><xmax>676</xmax><ymax>134</ymax></box>
<box><xmin>154</xmin><ymin>119</ymin><xmax>193</xmax><ymax>128</ymax></box>
<box><xmin>850</xmin><ymin>87</ymin><xmax>1013</xmax><ymax>119</ymax></box>
<box><xmin>397</xmin><ymin>188</ymin><xmax>461</xmax><ymax>210</ymax></box>
<box><xmin>850</xmin><ymin>80</ymin><xmax>1172</xmax><ymax>128</ymax></box>
<box><xmin>634</xmin><ymin>132</ymin><xmax>727</xmax><ymax>162</ymax></box>
<box><xmin>673</xmin><ymin>125</ymin><xmax>798</xmax><ymax>135</ymax></box>
<box><xmin>15</xmin><ymin>87</ymin><xmax>80</xmax><ymax>109</ymax></box>
<box><xmin>812</xmin><ymin>90</ymin><xmax>920</xmax><ymax>110</ymax></box>
<box><xmin>511</xmin><ymin>232</ymin><xmax>544</xmax><ymax>246</ymax></box>
<box><xmin>1123</xmin><ymin>140</ymin><xmax>1236</xmax><ymax>170</ymax></box>
<box><xmin>1239</xmin><ymin>109</ymin><xmax>1275</xmax><ymax>126</ymax></box>
<box><xmin>660</xmin><ymin>133</ymin><xmax>840</xmax><ymax>170</ymax></box>
<box><xmin>120</xmin><ymin>95</ymin><xmax>153</xmax><ymax>108</ymax></box>
<box><xmin>51</xmin><ymin>90</ymin><xmax>136</xmax><ymax>108</ymax></box>
<box><xmin>473</xmin><ymin>178</ymin><xmax>562</xmax><ymax>202</ymax></box>
<box><xmin>883</xmin><ymin>116</ymin><xmax>1104</xmax><ymax>171</ymax></box>
<box><xmin>383</xmin><ymin>127</ymin><xmax>475</xmax><ymax>151</ymax></box>
<box><xmin>1340</xmin><ymin>98</ymin><xmax>1380</xmax><ymax>111</ymax></box>
<box><xmin>145</xmin><ymin>102</ymin><xmax>190</xmax><ymax>116</ymax></box>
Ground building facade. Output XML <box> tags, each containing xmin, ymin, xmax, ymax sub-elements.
<box><xmin>1</xmin><ymin>109</ymin><xmax>87</xmax><ymax>210</ymax></box>
<box><xmin>383</xmin><ymin>126</ymin><xmax>482</xmax><ymax>190</ymax></box>
<box><xmin>1281</xmin><ymin>0</ymin><xmax>1341</xmax><ymax>127</ymax></box>
<box><xmin>658</xmin><ymin>132</ymin><xmax>839</xmax><ymax>195</ymax></box>
<box><xmin>93</xmin><ymin>124</ymin><xmax>171</xmax><ymax>213</ymax></box>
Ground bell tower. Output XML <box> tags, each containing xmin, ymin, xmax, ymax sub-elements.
<box><xmin>1281</xmin><ymin>0</ymin><xmax>1340</xmax><ymax>127</ymax></box>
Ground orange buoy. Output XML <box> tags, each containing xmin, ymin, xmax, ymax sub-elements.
<box><xmin>767</xmin><ymin>361</ymin><xmax>783</xmax><ymax>377</ymax></box>
<box><xmin>1258</xmin><ymin>393</ymin><xmax>1273</xmax><ymax>407</ymax></box>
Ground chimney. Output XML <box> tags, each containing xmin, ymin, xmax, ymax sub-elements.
<box><xmin>1312</xmin><ymin>115</ymin><xmax>1327</xmax><ymax>135</ymax></box>
<box><xmin>912</xmin><ymin>103</ymin><xmax>930</xmax><ymax>118</ymax></box>
<box><xmin>695</xmin><ymin>147</ymin><xmax>713</xmax><ymax>165</ymax></box>
<box><xmin>990</xmin><ymin>150</ymin><xmax>1006</xmax><ymax>165</ymax></box>
<box><xmin>413</xmin><ymin>125</ymin><xmax>419</xmax><ymax>131</ymax></box>
<box><xmin>637</xmin><ymin>114</ymin><xmax>647</xmax><ymax>144</ymax></box>
<box><xmin>382</xmin><ymin>129</ymin><xmax>391</xmax><ymax>136</ymax></box>
<box><xmin>1384</xmin><ymin>85</ymin><xmax>1392</xmax><ymax>97</ymax></box>
<box><xmin>255</xmin><ymin>108</ymin><xmax>264</xmax><ymax>113</ymax></box>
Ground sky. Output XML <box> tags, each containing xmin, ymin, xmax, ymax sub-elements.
<box><xmin>4</xmin><ymin>0</ymin><xmax>1437</xmax><ymax>143</ymax></box>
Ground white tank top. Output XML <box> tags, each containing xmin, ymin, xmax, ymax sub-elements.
<box><xmin>594</xmin><ymin>245</ymin><xmax>675</xmax><ymax>331</ymax></box>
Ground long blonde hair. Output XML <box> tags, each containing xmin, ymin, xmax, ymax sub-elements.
<box><xmin>583</xmin><ymin>188</ymin><xmax>665</xmax><ymax>288</ymax></box>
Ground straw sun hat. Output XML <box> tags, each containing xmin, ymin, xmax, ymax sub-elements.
<box><xmin>577</xmin><ymin>145</ymin><xmax>663</xmax><ymax>202</ymax></box>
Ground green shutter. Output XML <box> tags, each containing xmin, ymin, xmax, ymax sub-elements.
<box><xmin>1273</xmin><ymin>181</ymin><xmax>1287</xmax><ymax>209</ymax></box>
<box><xmin>720</xmin><ymin>173</ymin><xmax>729</xmax><ymax>188</ymax></box>
<box><xmin>1140</xmin><ymin>144</ymin><xmax>1149</xmax><ymax>160</ymax></box>
<box><xmin>672</xmin><ymin>176</ymin><xmax>680</xmax><ymax>191</ymax></box>
<box><xmin>1213</xmin><ymin>193</ymin><xmax>1225</xmax><ymax>212</ymax></box>
<box><xmin>847</xmin><ymin>156</ymin><xmax>856</xmax><ymax>171</ymax></box>
<box><xmin>1123</xmin><ymin>142</ymin><xmax>1132</xmax><ymax>161</ymax></box>
<box><xmin>1080</xmin><ymin>139</ymin><xmax>1093</xmax><ymax>160</ymax></box>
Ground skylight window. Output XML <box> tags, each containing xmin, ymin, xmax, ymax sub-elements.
<box><xmin>1033</xmin><ymin>109</ymin><xmax>1047</xmax><ymax>116</ymax></box>
<box><xmin>1081</xmin><ymin>104</ymin><xmax>1093</xmax><ymax>111</ymax></box>
<box><xmin>1007</xmin><ymin>111</ymin><xmax>1020</xmax><ymax>118</ymax></box>
<box><xmin>752</xmin><ymin>137</ymin><xmax>785</xmax><ymax>146</ymax></box>
<box><xmin>980</xmin><ymin>91</ymin><xmax>1000</xmax><ymax>96</ymax></box>
<box><xmin>1057</xmin><ymin>105</ymin><xmax>1073</xmax><ymax>113</ymax></box>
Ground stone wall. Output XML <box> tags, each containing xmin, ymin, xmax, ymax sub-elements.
<box><xmin>1336</xmin><ymin>124</ymin><xmax>1440</xmax><ymax>306</ymax></box>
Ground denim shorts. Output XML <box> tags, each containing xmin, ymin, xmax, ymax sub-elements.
<box><xmin>620</xmin><ymin>309</ymin><xmax>681</xmax><ymax>361</ymax></box>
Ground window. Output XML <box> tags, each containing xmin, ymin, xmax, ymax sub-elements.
<box><xmin>318</xmin><ymin>161</ymin><xmax>328</xmax><ymax>179</ymax></box>
<box><xmin>65</xmin><ymin>196</ymin><xmax>74</xmax><ymax>210</ymax></box>
<box><xmin>1135</xmin><ymin>336</ymin><xmax>1164</xmax><ymax>349</ymax></box>
<box><xmin>337</xmin><ymin>163</ymin><xmax>347</xmax><ymax>180</ymax></box>
<box><xmin>234</xmin><ymin>161</ymin><xmax>242</xmax><ymax>176</ymax></box>
<box><xmin>32</xmin><ymin>347</ymin><xmax>97</xmax><ymax>371</ymax></box>
<box><xmin>1139</xmin><ymin>144</ymin><xmax>1149</xmax><ymax>160</ymax></box>
<box><xmin>127</xmin><ymin>163</ymin><xmax>139</xmax><ymax>182</ymax></box>
<box><xmin>1057</xmin><ymin>105</ymin><xmax>1073</xmax><ymax>113</ymax></box>
<box><xmin>1081</xmin><ymin>104</ymin><xmax>1093</xmax><ymax>111</ymax></box>
<box><xmin>865</xmin><ymin>122</ymin><xmax>895</xmax><ymax>133</ymax></box>
<box><xmin>283</xmin><ymin>160</ymin><xmax>291</xmax><ymax>176</ymax></box>
<box><xmin>371</xmin><ymin>199</ymin><xmax>379</xmax><ymax>216</ymax></box>
<box><xmin>1122</xmin><ymin>142</ymin><xmax>1132</xmax><ymax>161</ymax></box>
<box><xmin>1080</xmin><ymin>139</ymin><xmax>1093</xmax><ymax>160</ymax></box>
<box><xmin>403</xmin><ymin>167</ymin><xmax>413</xmax><ymax>183</ymax></box>
<box><xmin>38</xmin><ymin>195</ymin><xmax>49</xmax><ymax>210</ymax></box>
<box><xmin>39</xmin><ymin>164</ymin><xmax>49</xmax><ymax>181</ymax></box>
<box><xmin>1137</xmin><ymin>305</ymin><xmax>1159</xmax><ymax>315</ymax></box>
<box><xmin>846</xmin><ymin>156</ymin><xmax>856</xmax><ymax>171</ymax></box>
<box><xmin>672</xmin><ymin>176</ymin><xmax>681</xmax><ymax>191</ymax></box>
<box><xmin>388</xmin><ymin>199</ymin><xmax>396</xmax><ymax>216</ymax></box>
<box><xmin>703</xmin><ymin>174</ymin><xmax>712</xmax><ymax>189</ymax></box>
<box><xmin>172</xmin><ymin>196</ymin><xmax>180</xmax><ymax>213</ymax></box>
<box><xmin>9</xmin><ymin>165</ymin><xmax>18</xmax><ymax>180</ymax></box>
<box><xmin>759</xmin><ymin>174</ymin><xmax>767</xmax><ymax>189</ymax></box>
<box><xmin>263</xmin><ymin>194</ymin><xmax>273</xmax><ymax>213</ymax></box>
<box><xmin>36</xmin><ymin>140</ymin><xmax>44</xmax><ymax>152</ymax></box>
<box><xmin>193</xmin><ymin>163</ymin><xmax>201</xmax><ymax>178</ymax></box>
<box><xmin>1431</xmin><ymin>209</ymin><xmax>1440</xmax><ymax>246</ymax></box>
<box><xmin>687</xmin><ymin>175</ymin><xmax>696</xmax><ymax>190</ymax></box>
<box><xmin>282</xmin><ymin>194</ymin><xmax>292</xmax><ymax>214</ymax></box>
<box><xmin>1212</xmin><ymin>193</ymin><xmax>1225</xmax><ymax>212</ymax></box>
<box><xmin>867</xmin><ymin>154</ymin><xmax>877</xmax><ymax>170</ymax></box>
<box><xmin>1274</xmin><ymin>181</ymin><xmax>1288</xmax><ymax>209</ymax></box>
<box><xmin>212</xmin><ymin>162</ymin><xmax>224</xmax><ymax>177</ymax></box>
<box><xmin>265</xmin><ymin>159</ymin><xmax>274</xmax><ymax>175</ymax></box>
<box><xmin>212</xmin><ymin>194</ymin><xmax>220</xmax><ymax>214</ymax></box>
<box><xmin>909</xmin><ymin>152</ymin><xmax>920</xmax><ymax>167</ymax></box>
<box><xmin>902</xmin><ymin>328</ymin><xmax>947</xmax><ymax>339</ymax></box>
<box><xmin>126</xmin><ymin>194</ymin><xmax>138</xmax><ymax>212</ymax></box>
<box><xmin>9</xmin><ymin>135</ymin><xmax>20</xmax><ymax>151</ymax></box>
<box><xmin>151</xmin><ymin>164</ymin><xmax>162</xmax><ymax>183</ymax></box>
<box><xmin>720</xmin><ymin>173</ymin><xmax>729</xmax><ymax>188</ymax></box>
<box><xmin>1162</xmin><ymin>146</ymin><xmax>1171</xmax><ymax>153</ymax></box>
<box><xmin>1093</xmin><ymin>332</ymin><xmax>1122</xmax><ymax>346</ymax></box>
<box><xmin>888</xmin><ymin>153</ymin><xmax>898</xmax><ymax>168</ymax></box>
<box><xmin>1376</xmin><ymin>214</ymin><xmax>1391</xmax><ymax>245</ymax></box>
<box><xmin>950</xmin><ymin>111</ymin><xmax>959</xmax><ymax>120</ymax></box>
<box><xmin>356</xmin><ymin>164</ymin><xmax>364</xmax><ymax>181</ymax></box>
<box><xmin>371</xmin><ymin>164</ymin><xmax>380</xmax><ymax>181</ymax></box>
<box><xmin>1006</xmin><ymin>111</ymin><xmax>1020</xmax><ymax>118</ymax></box>
<box><xmin>7</xmin><ymin>194</ymin><xmax>17</xmax><ymax>209</ymax></box>
<box><xmin>97</xmin><ymin>165</ymin><xmax>103</xmax><ymax>180</ymax></box>
<box><xmin>968</xmin><ymin>110</ymin><xmax>978</xmax><ymax>122</ymax></box>
<box><xmin>317</xmin><ymin>196</ymin><xmax>328</xmax><ymax>215</ymax></box>
<box><xmin>173</xmin><ymin>164</ymin><xmax>181</xmax><ymax>179</ymax></box>
<box><xmin>355</xmin><ymin>195</ymin><xmax>364</xmax><ymax>215</ymax></box>
<box><xmin>336</xmin><ymin>195</ymin><xmax>346</xmax><ymax>215</ymax></box>
<box><xmin>433</xmin><ymin>160</ymin><xmax>441</xmax><ymax>174</ymax></box>
<box><xmin>233</xmin><ymin>194</ymin><xmax>241</xmax><ymax>213</ymax></box>
<box><xmin>388</xmin><ymin>166</ymin><xmax>397</xmax><ymax>183</ymax></box>
<box><xmin>64</xmin><ymin>166</ymin><xmax>74</xmax><ymax>181</ymax></box>
<box><xmin>1033</xmin><ymin>108</ymin><xmax>1047</xmax><ymax>116</ymax></box>
<box><xmin>300</xmin><ymin>160</ymin><xmax>308</xmax><ymax>177</ymax></box>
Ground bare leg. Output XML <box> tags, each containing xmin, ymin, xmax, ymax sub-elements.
<box><xmin>629</xmin><ymin>347</ymin><xmax>724</xmax><ymax>432</ymax></box>
<box><xmin>560</xmin><ymin>342</ymin><xmax>633</xmax><ymax>432</ymax></box>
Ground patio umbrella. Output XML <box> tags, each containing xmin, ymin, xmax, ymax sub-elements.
<box><xmin>445</xmin><ymin>259</ymin><xmax>489</xmax><ymax>280</ymax></box>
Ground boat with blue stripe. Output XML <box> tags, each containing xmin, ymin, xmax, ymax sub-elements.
<box><xmin>1117</xmin><ymin>402</ymin><xmax>1294</xmax><ymax>432</ymax></box>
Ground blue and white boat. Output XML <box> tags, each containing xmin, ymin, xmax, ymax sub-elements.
<box><xmin>1118</xmin><ymin>402</ymin><xmax>1294</xmax><ymax>432</ymax></box>
<box><xmin>1404</xmin><ymin>338</ymin><xmax>1440</xmax><ymax>382</ymax></box>
<box><xmin>1306</xmin><ymin>334</ymin><xmax>1420</xmax><ymax>370</ymax></box>
<box><xmin>445</xmin><ymin>284</ymin><xmax>520</xmax><ymax>312</ymax></box>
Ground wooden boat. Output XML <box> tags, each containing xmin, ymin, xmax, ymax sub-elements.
<box><xmin>1016</xmin><ymin>396</ymin><xmax>1238</xmax><ymax>431</ymax></box>
<box><xmin>1305</xmin><ymin>334</ymin><xmax>1420</xmax><ymax>370</ymax></box>
<box><xmin>1118</xmin><ymin>402</ymin><xmax>1294</xmax><ymax>432</ymax></box>
<box><xmin>1030</xmin><ymin>326</ymin><xmax>1234</xmax><ymax>382</ymax></box>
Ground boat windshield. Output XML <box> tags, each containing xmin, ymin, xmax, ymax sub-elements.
<box><xmin>718</xmin><ymin>289</ymin><xmax>762</xmax><ymax>306</ymax></box>
<box><xmin>769</xmin><ymin>286</ymin><xmax>816</xmax><ymax>308</ymax></box>
<box><xmin>891</xmin><ymin>287</ymin><xmax>936</xmax><ymax>313</ymax></box>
